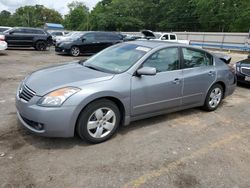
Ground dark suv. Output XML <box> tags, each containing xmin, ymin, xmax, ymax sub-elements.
<box><xmin>55</xmin><ymin>31</ymin><xmax>123</xmax><ymax>56</ymax></box>
<box><xmin>234</xmin><ymin>54</ymin><xmax>250</xmax><ymax>84</ymax></box>
<box><xmin>2</xmin><ymin>27</ymin><xmax>52</xmax><ymax>51</ymax></box>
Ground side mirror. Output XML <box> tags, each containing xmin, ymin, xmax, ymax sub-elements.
<box><xmin>9</xmin><ymin>31</ymin><xmax>14</xmax><ymax>35</ymax></box>
<box><xmin>137</xmin><ymin>67</ymin><xmax>156</xmax><ymax>76</ymax></box>
<box><xmin>82</xmin><ymin>38</ymin><xmax>86</xmax><ymax>43</ymax></box>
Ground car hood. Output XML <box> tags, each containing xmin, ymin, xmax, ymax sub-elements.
<box><xmin>25</xmin><ymin>62</ymin><xmax>114</xmax><ymax>96</ymax></box>
<box><xmin>238</xmin><ymin>58</ymin><xmax>250</xmax><ymax>67</ymax></box>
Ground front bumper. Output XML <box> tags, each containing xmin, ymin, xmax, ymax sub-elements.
<box><xmin>55</xmin><ymin>46</ymin><xmax>70</xmax><ymax>54</ymax></box>
<box><xmin>236</xmin><ymin>72</ymin><xmax>250</xmax><ymax>84</ymax></box>
<box><xmin>16</xmin><ymin>95</ymin><xmax>77</xmax><ymax>138</ymax></box>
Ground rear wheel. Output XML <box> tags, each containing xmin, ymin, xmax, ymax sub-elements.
<box><xmin>203</xmin><ymin>84</ymin><xmax>224</xmax><ymax>111</ymax></box>
<box><xmin>35</xmin><ymin>41</ymin><xmax>47</xmax><ymax>51</ymax></box>
<box><xmin>70</xmin><ymin>46</ymin><xmax>80</xmax><ymax>57</ymax></box>
<box><xmin>76</xmin><ymin>99</ymin><xmax>120</xmax><ymax>143</ymax></box>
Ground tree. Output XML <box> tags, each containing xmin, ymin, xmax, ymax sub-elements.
<box><xmin>10</xmin><ymin>5</ymin><xmax>63</xmax><ymax>27</ymax></box>
<box><xmin>0</xmin><ymin>10</ymin><xmax>12</xmax><ymax>26</ymax></box>
<box><xmin>64</xmin><ymin>1</ymin><xmax>89</xmax><ymax>31</ymax></box>
<box><xmin>90</xmin><ymin>0</ymin><xmax>144</xmax><ymax>31</ymax></box>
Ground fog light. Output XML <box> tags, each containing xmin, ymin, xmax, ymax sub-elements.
<box><xmin>35</xmin><ymin>123</ymin><xmax>44</xmax><ymax>131</ymax></box>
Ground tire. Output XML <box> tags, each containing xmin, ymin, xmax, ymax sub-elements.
<box><xmin>35</xmin><ymin>41</ymin><xmax>47</xmax><ymax>51</ymax></box>
<box><xmin>70</xmin><ymin>46</ymin><xmax>80</xmax><ymax>57</ymax></box>
<box><xmin>203</xmin><ymin>84</ymin><xmax>224</xmax><ymax>111</ymax></box>
<box><xmin>76</xmin><ymin>99</ymin><xmax>121</xmax><ymax>143</ymax></box>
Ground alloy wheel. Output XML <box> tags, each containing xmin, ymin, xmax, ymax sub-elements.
<box><xmin>87</xmin><ymin>107</ymin><xmax>116</xmax><ymax>138</ymax></box>
<box><xmin>209</xmin><ymin>87</ymin><xmax>222</xmax><ymax>108</ymax></box>
<box><xmin>71</xmin><ymin>47</ymin><xmax>80</xmax><ymax>56</ymax></box>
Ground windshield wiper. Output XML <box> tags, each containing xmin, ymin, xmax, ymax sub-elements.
<box><xmin>84</xmin><ymin>64</ymin><xmax>100</xmax><ymax>71</ymax></box>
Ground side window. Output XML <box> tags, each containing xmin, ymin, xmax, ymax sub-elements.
<box><xmin>13</xmin><ymin>29</ymin><xmax>24</xmax><ymax>34</ymax></box>
<box><xmin>23</xmin><ymin>29</ymin><xmax>34</xmax><ymax>34</ymax></box>
<box><xmin>206</xmin><ymin>52</ymin><xmax>214</xmax><ymax>66</ymax></box>
<box><xmin>107</xmin><ymin>33</ymin><xmax>120</xmax><ymax>40</ymax></box>
<box><xmin>161</xmin><ymin>34</ymin><xmax>169</xmax><ymax>40</ymax></box>
<box><xmin>143</xmin><ymin>48</ymin><xmax>179</xmax><ymax>72</ymax></box>
<box><xmin>95</xmin><ymin>33</ymin><xmax>108</xmax><ymax>41</ymax></box>
<box><xmin>182</xmin><ymin>48</ymin><xmax>212</xmax><ymax>68</ymax></box>
<box><xmin>83</xmin><ymin>33</ymin><xmax>96</xmax><ymax>42</ymax></box>
<box><xmin>170</xmin><ymin>35</ymin><xmax>176</xmax><ymax>40</ymax></box>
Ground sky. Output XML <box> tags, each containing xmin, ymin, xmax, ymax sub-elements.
<box><xmin>0</xmin><ymin>0</ymin><xmax>101</xmax><ymax>15</ymax></box>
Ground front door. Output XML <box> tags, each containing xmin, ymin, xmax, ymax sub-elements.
<box><xmin>181</xmin><ymin>47</ymin><xmax>216</xmax><ymax>106</ymax></box>
<box><xmin>131</xmin><ymin>47</ymin><xmax>183</xmax><ymax>116</ymax></box>
<box><xmin>80</xmin><ymin>33</ymin><xmax>100</xmax><ymax>54</ymax></box>
<box><xmin>6</xmin><ymin>28</ymin><xmax>32</xmax><ymax>46</ymax></box>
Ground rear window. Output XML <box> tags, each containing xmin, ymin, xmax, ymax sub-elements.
<box><xmin>94</xmin><ymin>33</ymin><xmax>122</xmax><ymax>41</ymax></box>
<box><xmin>182</xmin><ymin>48</ymin><xmax>213</xmax><ymax>68</ymax></box>
<box><xmin>33</xmin><ymin>30</ymin><xmax>45</xmax><ymax>34</ymax></box>
<box><xmin>170</xmin><ymin>35</ymin><xmax>176</xmax><ymax>40</ymax></box>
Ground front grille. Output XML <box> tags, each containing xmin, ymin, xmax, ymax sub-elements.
<box><xmin>19</xmin><ymin>85</ymin><xmax>36</xmax><ymax>102</ymax></box>
<box><xmin>241</xmin><ymin>67</ymin><xmax>250</xmax><ymax>76</ymax></box>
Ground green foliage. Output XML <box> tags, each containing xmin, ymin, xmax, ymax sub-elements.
<box><xmin>0</xmin><ymin>0</ymin><xmax>249</xmax><ymax>32</ymax></box>
<box><xmin>0</xmin><ymin>10</ymin><xmax>12</xmax><ymax>26</ymax></box>
<box><xmin>0</xmin><ymin>5</ymin><xmax>63</xmax><ymax>28</ymax></box>
<box><xmin>64</xmin><ymin>1</ymin><xmax>89</xmax><ymax>31</ymax></box>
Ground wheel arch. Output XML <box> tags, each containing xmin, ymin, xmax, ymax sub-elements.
<box><xmin>213</xmin><ymin>81</ymin><xmax>226</xmax><ymax>98</ymax></box>
<box><xmin>74</xmin><ymin>96</ymin><xmax>127</xmax><ymax>135</ymax></box>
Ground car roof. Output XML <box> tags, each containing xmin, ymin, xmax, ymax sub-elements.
<box><xmin>126</xmin><ymin>40</ymin><xmax>187</xmax><ymax>49</ymax></box>
<box><xmin>14</xmin><ymin>27</ymin><xmax>44</xmax><ymax>31</ymax></box>
<box><xmin>0</xmin><ymin>26</ymin><xmax>11</xmax><ymax>28</ymax></box>
<box><xmin>85</xmin><ymin>31</ymin><xmax>120</xmax><ymax>35</ymax></box>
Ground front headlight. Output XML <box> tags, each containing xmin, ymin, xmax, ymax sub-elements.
<box><xmin>233</xmin><ymin>63</ymin><xmax>240</xmax><ymax>72</ymax></box>
<box><xmin>38</xmin><ymin>87</ymin><xmax>80</xmax><ymax>107</ymax></box>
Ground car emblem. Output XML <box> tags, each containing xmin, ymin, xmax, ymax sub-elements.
<box><xmin>19</xmin><ymin>86</ymin><xmax>23</xmax><ymax>95</ymax></box>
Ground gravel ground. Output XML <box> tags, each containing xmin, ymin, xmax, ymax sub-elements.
<box><xmin>0</xmin><ymin>47</ymin><xmax>249</xmax><ymax>188</ymax></box>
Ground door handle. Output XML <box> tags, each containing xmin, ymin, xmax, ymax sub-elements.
<box><xmin>172</xmin><ymin>78</ymin><xmax>181</xmax><ymax>84</ymax></box>
<box><xmin>208</xmin><ymin>71</ymin><xmax>215</xmax><ymax>76</ymax></box>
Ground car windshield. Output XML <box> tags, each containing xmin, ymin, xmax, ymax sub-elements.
<box><xmin>3</xmin><ymin>28</ymin><xmax>12</xmax><ymax>33</ymax></box>
<box><xmin>84</xmin><ymin>43</ymin><xmax>151</xmax><ymax>74</ymax></box>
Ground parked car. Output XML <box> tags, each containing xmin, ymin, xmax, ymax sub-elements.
<box><xmin>140</xmin><ymin>30</ymin><xmax>190</xmax><ymax>45</ymax></box>
<box><xmin>123</xmin><ymin>34</ymin><xmax>142</xmax><ymax>41</ymax></box>
<box><xmin>16</xmin><ymin>41</ymin><xmax>236</xmax><ymax>143</ymax></box>
<box><xmin>55</xmin><ymin>31</ymin><xmax>83</xmax><ymax>44</ymax></box>
<box><xmin>55</xmin><ymin>31</ymin><xmax>123</xmax><ymax>56</ymax></box>
<box><xmin>234</xmin><ymin>55</ymin><xmax>250</xmax><ymax>84</ymax></box>
<box><xmin>0</xmin><ymin>26</ymin><xmax>12</xmax><ymax>33</ymax></box>
<box><xmin>49</xmin><ymin>30</ymin><xmax>70</xmax><ymax>45</ymax></box>
<box><xmin>3</xmin><ymin>27</ymin><xmax>52</xmax><ymax>51</ymax></box>
<box><xmin>0</xmin><ymin>34</ymin><xmax>7</xmax><ymax>51</ymax></box>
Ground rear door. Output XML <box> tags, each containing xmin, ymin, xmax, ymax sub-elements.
<box><xmin>22</xmin><ymin>29</ymin><xmax>36</xmax><ymax>46</ymax></box>
<box><xmin>181</xmin><ymin>47</ymin><xmax>216</xmax><ymax>106</ymax></box>
<box><xmin>94</xmin><ymin>33</ymin><xmax>112</xmax><ymax>52</ymax></box>
<box><xmin>131</xmin><ymin>47</ymin><xmax>183</xmax><ymax>116</ymax></box>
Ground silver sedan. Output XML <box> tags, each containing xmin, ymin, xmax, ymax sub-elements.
<box><xmin>16</xmin><ymin>41</ymin><xmax>236</xmax><ymax>143</ymax></box>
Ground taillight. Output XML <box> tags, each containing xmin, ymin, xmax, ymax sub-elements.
<box><xmin>0</xmin><ymin>35</ymin><xmax>5</xmax><ymax>41</ymax></box>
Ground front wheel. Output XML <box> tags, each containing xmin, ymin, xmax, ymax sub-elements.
<box><xmin>70</xmin><ymin>46</ymin><xmax>80</xmax><ymax>57</ymax></box>
<box><xmin>76</xmin><ymin>99</ymin><xmax>121</xmax><ymax>143</ymax></box>
<box><xmin>35</xmin><ymin>41</ymin><xmax>47</xmax><ymax>51</ymax></box>
<box><xmin>203</xmin><ymin>84</ymin><xmax>224</xmax><ymax>111</ymax></box>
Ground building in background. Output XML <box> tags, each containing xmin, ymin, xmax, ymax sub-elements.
<box><xmin>44</xmin><ymin>23</ymin><xmax>64</xmax><ymax>31</ymax></box>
